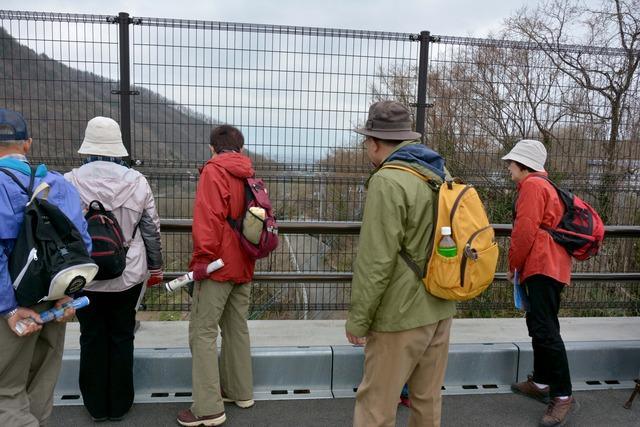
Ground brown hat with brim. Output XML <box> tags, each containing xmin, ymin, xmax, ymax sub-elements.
<box><xmin>355</xmin><ymin>100</ymin><xmax>422</xmax><ymax>141</ymax></box>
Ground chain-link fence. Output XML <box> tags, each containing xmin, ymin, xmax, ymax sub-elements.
<box><xmin>1</xmin><ymin>10</ymin><xmax>638</xmax><ymax>318</ymax></box>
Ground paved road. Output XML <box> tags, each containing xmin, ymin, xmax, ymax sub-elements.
<box><xmin>283</xmin><ymin>234</ymin><xmax>346</xmax><ymax>320</ymax></box>
<box><xmin>50</xmin><ymin>389</ymin><xmax>639</xmax><ymax>426</ymax></box>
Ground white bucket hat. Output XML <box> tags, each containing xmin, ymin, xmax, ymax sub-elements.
<box><xmin>501</xmin><ymin>139</ymin><xmax>547</xmax><ymax>172</ymax></box>
<box><xmin>78</xmin><ymin>116</ymin><xmax>129</xmax><ymax>157</ymax></box>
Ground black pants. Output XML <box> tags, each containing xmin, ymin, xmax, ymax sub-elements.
<box><xmin>525</xmin><ymin>275</ymin><xmax>572</xmax><ymax>397</ymax></box>
<box><xmin>77</xmin><ymin>283</ymin><xmax>143</xmax><ymax>419</ymax></box>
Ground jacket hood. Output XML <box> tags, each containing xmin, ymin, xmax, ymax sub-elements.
<box><xmin>517</xmin><ymin>171</ymin><xmax>549</xmax><ymax>191</ymax></box>
<box><xmin>383</xmin><ymin>141</ymin><xmax>446</xmax><ymax>180</ymax></box>
<box><xmin>64</xmin><ymin>161</ymin><xmax>148</xmax><ymax>211</ymax></box>
<box><xmin>206</xmin><ymin>152</ymin><xmax>255</xmax><ymax>178</ymax></box>
<box><xmin>0</xmin><ymin>157</ymin><xmax>48</xmax><ymax>177</ymax></box>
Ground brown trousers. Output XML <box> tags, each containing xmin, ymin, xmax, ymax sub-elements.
<box><xmin>353</xmin><ymin>317</ymin><xmax>452</xmax><ymax>427</ymax></box>
<box><xmin>0</xmin><ymin>303</ymin><xmax>66</xmax><ymax>427</ymax></box>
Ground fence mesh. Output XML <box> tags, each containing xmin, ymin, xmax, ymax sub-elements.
<box><xmin>1</xmin><ymin>11</ymin><xmax>638</xmax><ymax>317</ymax></box>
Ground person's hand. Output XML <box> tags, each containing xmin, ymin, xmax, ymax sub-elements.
<box><xmin>147</xmin><ymin>269</ymin><xmax>164</xmax><ymax>287</ymax></box>
<box><xmin>506</xmin><ymin>270</ymin><xmax>514</xmax><ymax>283</ymax></box>
<box><xmin>192</xmin><ymin>264</ymin><xmax>210</xmax><ymax>282</ymax></box>
<box><xmin>346</xmin><ymin>331</ymin><xmax>367</xmax><ymax>346</ymax></box>
<box><xmin>54</xmin><ymin>296</ymin><xmax>76</xmax><ymax>322</ymax></box>
<box><xmin>6</xmin><ymin>307</ymin><xmax>42</xmax><ymax>336</ymax></box>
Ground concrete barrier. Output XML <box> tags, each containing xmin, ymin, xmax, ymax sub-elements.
<box><xmin>515</xmin><ymin>340</ymin><xmax>640</xmax><ymax>391</ymax></box>
<box><xmin>54</xmin><ymin>339</ymin><xmax>640</xmax><ymax>405</ymax></box>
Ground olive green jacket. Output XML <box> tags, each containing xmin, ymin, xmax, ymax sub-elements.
<box><xmin>346</xmin><ymin>141</ymin><xmax>456</xmax><ymax>337</ymax></box>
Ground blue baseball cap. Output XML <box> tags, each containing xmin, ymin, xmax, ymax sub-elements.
<box><xmin>0</xmin><ymin>108</ymin><xmax>29</xmax><ymax>141</ymax></box>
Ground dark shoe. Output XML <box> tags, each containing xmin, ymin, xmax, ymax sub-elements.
<box><xmin>221</xmin><ymin>389</ymin><xmax>255</xmax><ymax>409</ymax></box>
<box><xmin>91</xmin><ymin>416</ymin><xmax>108</xmax><ymax>422</ymax></box>
<box><xmin>177</xmin><ymin>408</ymin><xmax>226</xmax><ymax>426</ymax></box>
<box><xmin>540</xmin><ymin>397</ymin><xmax>579</xmax><ymax>427</ymax></box>
<box><xmin>511</xmin><ymin>375</ymin><xmax>550</xmax><ymax>403</ymax></box>
<box><xmin>108</xmin><ymin>408</ymin><xmax>130</xmax><ymax>422</ymax></box>
<box><xmin>108</xmin><ymin>415</ymin><xmax>125</xmax><ymax>422</ymax></box>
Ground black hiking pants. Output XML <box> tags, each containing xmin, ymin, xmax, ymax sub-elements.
<box><xmin>524</xmin><ymin>274</ymin><xmax>572</xmax><ymax>397</ymax></box>
<box><xmin>77</xmin><ymin>283</ymin><xmax>143</xmax><ymax>419</ymax></box>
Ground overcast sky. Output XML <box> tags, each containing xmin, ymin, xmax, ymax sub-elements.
<box><xmin>1</xmin><ymin>0</ymin><xmax>607</xmax><ymax>163</ymax></box>
<box><xmin>0</xmin><ymin>0</ymin><xmax>602</xmax><ymax>36</ymax></box>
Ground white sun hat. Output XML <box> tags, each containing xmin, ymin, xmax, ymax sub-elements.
<box><xmin>78</xmin><ymin>116</ymin><xmax>129</xmax><ymax>157</ymax></box>
<box><xmin>501</xmin><ymin>139</ymin><xmax>547</xmax><ymax>172</ymax></box>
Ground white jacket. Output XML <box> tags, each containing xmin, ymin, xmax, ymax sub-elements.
<box><xmin>65</xmin><ymin>161</ymin><xmax>163</xmax><ymax>292</ymax></box>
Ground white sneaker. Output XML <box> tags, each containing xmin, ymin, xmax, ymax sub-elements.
<box><xmin>222</xmin><ymin>396</ymin><xmax>255</xmax><ymax>408</ymax></box>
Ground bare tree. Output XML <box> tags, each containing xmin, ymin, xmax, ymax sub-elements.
<box><xmin>505</xmin><ymin>0</ymin><xmax>640</xmax><ymax>220</ymax></box>
<box><xmin>468</xmin><ymin>44</ymin><xmax>572</xmax><ymax>145</ymax></box>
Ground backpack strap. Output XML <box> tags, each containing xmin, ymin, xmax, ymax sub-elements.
<box><xmin>381</xmin><ymin>164</ymin><xmax>444</xmax><ymax>192</ymax></box>
<box><xmin>25</xmin><ymin>164</ymin><xmax>48</xmax><ymax>202</ymax></box>
<box><xmin>227</xmin><ymin>179</ymin><xmax>253</xmax><ymax>230</ymax></box>
<box><xmin>0</xmin><ymin>166</ymin><xmax>37</xmax><ymax>199</ymax></box>
<box><xmin>399</xmin><ymin>251</ymin><xmax>425</xmax><ymax>278</ymax></box>
<box><xmin>525</xmin><ymin>174</ymin><xmax>571</xmax><ymax>217</ymax></box>
<box><xmin>380</xmin><ymin>164</ymin><xmax>441</xmax><ymax>279</ymax></box>
<box><xmin>381</xmin><ymin>164</ymin><xmax>430</xmax><ymax>181</ymax></box>
<box><xmin>131</xmin><ymin>222</ymin><xmax>140</xmax><ymax>241</ymax></box>
<box><xmin>0</xmin><ymin>167</ymin><xmax>32</xmax><ymax>196</ymax></box>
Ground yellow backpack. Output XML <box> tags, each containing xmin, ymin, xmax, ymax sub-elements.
<box><xmin>381</xmin><ymin>165</ymin><xmax>499</xmax><ymax>301</ymax></box>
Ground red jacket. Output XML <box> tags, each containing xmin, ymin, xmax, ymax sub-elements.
<box><xmin>509</xmin><ymin>172</ymin><xmax>572</xmax><ymax>285</ymax></box>
<box><xmin>190</xmin><ymin>152</ymin><xmax>256</xmax><ymax>284</ymax></box>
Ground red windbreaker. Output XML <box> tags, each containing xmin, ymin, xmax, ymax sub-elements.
<box><xmin>509</xmin><ymin>172</ymin><xmax>572</xmax><ymax>285</ymax></box>
<box><xmin>190</xmin><ymin>152</ymin><xmax>256</xmax><ymax>284</ymax></box>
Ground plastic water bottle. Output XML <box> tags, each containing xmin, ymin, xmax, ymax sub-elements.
<box><xmin>437</xmin><ymin>226</ymin><xmax>457</xmax><ymax>257</ymax></box>
<box><xmin>164</xmin><ymin>259</ymin><xmax>225</xmax><ymax>292</ymax></box>
<box><xmin>15</xmin><ymin>296</ymin><xmax>91</xmax><ymax>336</ymax></box>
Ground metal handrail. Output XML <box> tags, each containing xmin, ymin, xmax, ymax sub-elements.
<box><xmin>161</xmin><ymin>220</ymin><xmax>640</xmax><ymax>237</ymax></box>
<box><xmin>163</xmin><ymin>271</ymin><xmax>640</xmax><ymax>282</ymax></box>
<box><xmin>160</xmin><ymin>220</ymin><xmax>640</xmax><ymax>283</ymax></box>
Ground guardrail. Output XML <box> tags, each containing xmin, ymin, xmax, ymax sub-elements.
<box><xmin>141</xmin><ymin>220</ymin><xmax>640</xmax><ymax>314</ymax></box>
<box><xmin>160</xmin><ymin>221</ymin><xmax>640</xmax><ymax>283</ymax></box>
<box><xmin>140</xmin><ymin>220</ymin><xmax>640</xmax><ymax>315</ymax></box>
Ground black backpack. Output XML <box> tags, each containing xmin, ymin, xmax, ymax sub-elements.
<box><xmin>0</xmin><ymin>167</ymin><xmax>98</xmax><ymax>307</ymax></box>
<box><xmin>85</xmin><ymin>200</ymin><xmax>129</xmax><ymax>280</ymax></box>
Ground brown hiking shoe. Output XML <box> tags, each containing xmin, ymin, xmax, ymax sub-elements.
<box><xmin>539</xmin><ymin>397</ymin><xmax>578</xmax><ymax>426</ymax></box>
<box><xmin>177</xmin><ymin>408</ymin><xmax>226</xmax><ymax>426</ymax></box>
<box><xmin>511</xmin><ymin>375</ymin><xmax>550</xmax><ymax>403</ymax></box>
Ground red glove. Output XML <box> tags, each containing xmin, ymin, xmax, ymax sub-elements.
<box><xmin>147</xmin><ymin>269</ymin><xmax>164</xmax><ymax>287</ymax></box>
<box><xmin>192</xmin><ymin>264</ymin><xmax>210</xmax><ymax>282</ymax></box>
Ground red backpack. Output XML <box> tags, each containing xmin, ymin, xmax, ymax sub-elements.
<box><xmin>536</xmin><ymin>176</ymin><xmax>605</xmax><ymax>261</ymax></box>
<box><xmin>227</xmin><ymin>177</ymin><xmax>279</xmax><ymax>259</ymax></box>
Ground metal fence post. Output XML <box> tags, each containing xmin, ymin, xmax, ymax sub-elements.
<box><xmin>414</xmin><ymin>30</ymin><xmax>433</xmax><ymax>144</ymax></box>
<box><xmin>115</xmin><ymin>12</ymin><xmax>132</xmax><ymax>164</ymax></box>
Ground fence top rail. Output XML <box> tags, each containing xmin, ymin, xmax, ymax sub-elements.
<box><xmin>133</xmin><ymin>16</ymin><xmax>415</xmax><ymax>41</ymax></box>
<box><xmin>160</xmin><ymin>220</ymin><xmax>640</xmax><ymax>237</ymax></box>
<box><xmin>1</xmin><ymin>9</ymin><xmax>628</xmax><ymax>55</ymax></box>
<box><xmin>0</xmin><ymin>10</ymin><xmax>112</xmax><ymax>24</ymax></box>
<box><xmin>433</xmin><ymin>34</ymin><xmax>638</xmax><ymax>57</ymax></box>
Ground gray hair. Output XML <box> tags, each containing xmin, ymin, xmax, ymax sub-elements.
<box><xmin>0</xmin><ymin>139</ymin><xmax>27</xmax><ymax>148</ymax></box>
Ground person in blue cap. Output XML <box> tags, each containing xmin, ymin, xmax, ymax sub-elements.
<box><xmin>0</xmin><ymin>108</ymin><xmax>91</xmax><ymax>426</ymax></box>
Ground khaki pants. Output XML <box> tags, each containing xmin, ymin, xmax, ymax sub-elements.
<box><xmin>189</xmin><ymin>280</ymin><xmax>253</xmax><ymax>417</ymax></box>
<box><xmin>0</xmin><ymin>303</ymin><xmax>66</xmax><ymax>427</ymax></box>
<box><xmin>353</xmin><ymin>317</ymin><xmax>452</xmax><ymax>427</ymax></box>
